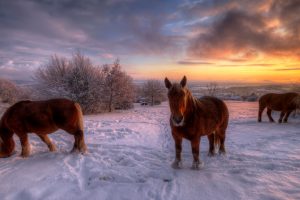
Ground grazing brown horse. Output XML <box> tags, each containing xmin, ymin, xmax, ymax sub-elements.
<box><xmin>0</xmin><ymin>98</ymin><xmax>87</xmax><ymax>158</ymax></box>
<box><xmin>165</xmin><ymin>76</ymin><xmax>229</xmax><ymax>170</ymax></box>
<box><xmin>258</xmin><ymin>92</ymin><xmax>299</xmax><ymax>123</ymax></box>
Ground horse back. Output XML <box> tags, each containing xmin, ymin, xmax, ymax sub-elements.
<box><xmin>2</xmin><ymin>98</ymin><xmax>82</xmax><ymax>134</ymax></box>
<box><xmin>181</xmin><ymin>96</ymin><xmax>229</xmax><ymax>137</ymax></box>
<box><xmin>259</xmin><ymin>92</ymin><xmax>298</xmax><ymax>111</ymax></box>
<box><xmin>198</xmin><ymin>96</ymin><xmax>229</xmax><ymax>126</ymax></box>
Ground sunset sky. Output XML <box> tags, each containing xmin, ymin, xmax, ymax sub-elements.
<box><xmin>0</xmin><ymin>0</ymin><xmax>300</xmax><ymax>83</ymax></box>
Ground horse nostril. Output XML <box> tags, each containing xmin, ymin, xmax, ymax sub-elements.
<box><xmin>173</xmin><ymin>116</ymin><xmax>183</xmax><ymax>124</ymax></box>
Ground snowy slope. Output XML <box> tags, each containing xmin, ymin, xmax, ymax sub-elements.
<box><xmin>0</xmin><ymin>102</ymin><xmax>299</xmax><ymax>200</ymax></box>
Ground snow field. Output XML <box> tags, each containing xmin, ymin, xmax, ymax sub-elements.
<box><xmin>0</xmin><ymin>102</ymin><xmax>299</xmax><ymax>200</ymax></box>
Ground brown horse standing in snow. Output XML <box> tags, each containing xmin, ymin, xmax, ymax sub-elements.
<box><xmin>258</xmin><ymin>92</ymin><xmax>299</xmax><ymax>123</ymax></box>
<box><xmin>0</xmin><ymin>98</ymin><xmax>87</xmax><ymax>158</ymax></box>
<box><xmin>165</xmin><ymin>76</ymin><xmax>229</xmax><ymax>170</ymax></box>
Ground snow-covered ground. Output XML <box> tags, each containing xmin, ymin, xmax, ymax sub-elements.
<box><xmin>0</xmin><ymin>101</ymin><xmax>300</xmax><ymax>200</ymax></box>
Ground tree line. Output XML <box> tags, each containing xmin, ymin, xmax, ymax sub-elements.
<box><xmin>0</xmin><ymin>52</ymin><xmax>166</xmax><ymax>114</ymax></box>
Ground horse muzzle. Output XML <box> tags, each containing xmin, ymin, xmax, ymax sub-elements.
<box><xmin>171</xmin><ymin>115</ymin><xmax>185</xmax><ymax>127</ymax></box>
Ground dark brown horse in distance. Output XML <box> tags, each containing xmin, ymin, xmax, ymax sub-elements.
<box><xmin>165</xmin><ymin>76</ymin><xmax>229</xmax><ymax>170</ymax></box>
<box><xmin>0</xmin><ymin>98</ymin><xmax>87</xmax><ymax>158</ymax></box>
<box><xmin>258</xmin><ymin>92</ymin><xmax>299</xmax><ymax>123</ymax></box>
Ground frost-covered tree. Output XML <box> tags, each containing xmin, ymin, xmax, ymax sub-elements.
<box><xmin>34</xmin><ymin>54</ymin><xmax>70</xmax><ymax>98</ymax></box>
<box><xmin>34</xmin><ymin>52</ymin><xmax>105</xmax><ymax>114</ymax></box>
<box><xmin>35</xmin><ymin>53</ymin><xmax>135</xmax><ymax>113</ymax></box>
<box><xmin>141</xmin><ymin>80</ymin><xmax>166</xmax><ymax>106</ymax></box>
<box><xmin>205</xmin><ymin>82</ymin><xmax>219</xmax><ymax>96</ymax></box>
<box><xmin>0</xmin><ymin>78</ymin><xmax>21</xmax><ymax>103</ymax></box>
<box><xmin>102</xmin><ymin>60</ymin><xmax>135</xmax><ymax>112</ymax></box>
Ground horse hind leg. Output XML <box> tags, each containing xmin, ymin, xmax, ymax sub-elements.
<box><xmin>283</xmin><ymin>110</ymin><xmax>293</xmax><ymax>123</ymax></box>
<box><xmin>215</xmin><ymin>128</ymin><xmax>226</xmax><ymax>155</ymax></box>
<box><xmin>70</xmin><ymin>129</ymin><xmax>87</xmax><ymax>154</ymax></box>
<box><xmin>38</xmin><ymin>135</ymin><xmax>56</xmax><ymax>152</ymax></box>
<box><xmin>278</xmin><ymin>111</ymin><xmax>285</xmax><ymax>123</ymax></box>
<box><xmin>207</xmin><ymin>133</ymin><xmax>215</xmax><ymax>157</ymax></box>
<box><xmin>267</xmin><ymin>108</ymin><xmax>275</xmax><ymax>122</ymax></box>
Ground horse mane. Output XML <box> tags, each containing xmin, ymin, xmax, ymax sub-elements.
<box><xmin>184</xmin><ymin>88</ymin><xmax>203</xmax><ymax>118</ymax></box>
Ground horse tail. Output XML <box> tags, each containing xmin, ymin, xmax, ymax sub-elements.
<box><xmin>293</xmin><ymin>94</ymin><xmax>300</xmax><ymax>108</ymax></box>
<box><xmin>74</xmin><ymin>103</ymin><xmax>84</xmax><ymax>131</ymax></box>
<box><xmin>73</xmin><ymin>102</ymin><xmax>87</xmax><ymax>153</ymax></box>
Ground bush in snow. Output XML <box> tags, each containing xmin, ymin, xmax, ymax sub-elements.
<box><xmin>0</xmin><ymin>78</ymin><xmax>23</xmax><ymax>103</ymax></box>
<box><xmin>205</xmin><ymin>82</ymin><xmax>219</xmax><ymax>96</ymax></box>
<box><xmin>141</xmin><ymin>80</ymin><xmax>166</xmax><ymax>106</ymax></box>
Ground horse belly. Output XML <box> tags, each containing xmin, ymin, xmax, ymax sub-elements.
<box><xmin>25</xmin><ymin>114</ymin><xmax>58</xmax><ymax>134</ymax></box>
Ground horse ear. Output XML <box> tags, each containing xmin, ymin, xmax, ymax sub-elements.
<box><xmin>180</xmin><ymin>76</ymin><xmax>187</xmax><ymax>87</ymax></box>
<box><xmin>164</xmin><ymin>77</ymin><xmax>172</xmax><ymax>89</ymax></box>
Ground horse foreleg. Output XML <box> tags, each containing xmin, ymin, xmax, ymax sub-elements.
<box><xmin>207</xmin><ymin>134</ymin><xmax>215</xmax><ymax>156</ymax></box>
<box><xmin>191</xmin><ymin>138</ymin><xmax>202</xmax><ymax>170</ymax></box>
<box><xmin>278</xmin><ymin>111</ymin><xmax>285</xmax><ymax>123</ymax></box>
<box><xmin>283</xmin><ymin>110</ymin><xmax>293</xmax><ymax>123</ymax></box>
<box><xmin>172</xmin><ymin>135</ymin><xmax>182</xmax><ymax>169</ymax></box>
<box><xmin>0</xmin><ymin>131</ymin><xmax>15</xmax><ymax>158</ymax></box>
<box><xmin>19</xmin><ymin>134</ymin><xmax>30</xmax><ymax>157</ymax></box>
<box><xmin>38</xmin><ymin>135</ymin><xmax>56</xmax><ymax>152</ymax></box>
<box><xmin>267</xmin><ymin>108</ymin><xmax>274</xmax><ymax>122</ymax></box>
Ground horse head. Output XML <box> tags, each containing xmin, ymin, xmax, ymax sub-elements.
<box><xmin>165</xmin><ymin>76</ymin><xmax>190</xmax><ymax>127</ymax></box>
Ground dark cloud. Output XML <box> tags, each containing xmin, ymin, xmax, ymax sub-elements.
<box><xmin>177</xmin><ymin>60</ymin><xmax>214</xmax><ymax>65</ymax></box>
<box><xmin>217</xmin><ymin>63</ymin><xmax>274</xmax><ymax>67</ymax></box>
<box><xmin>0</xmin><ymin>0</ymin><xmax>185</xmax><ymax>80</ymax></box>
<box><xmin>0</xmin><ymin>0</ymin><xmax>299</xmax><ymax>81</ymax></box>
<box><xmin>187</xmin><ymin>0</ymin><xmax>300</xmax><ymax>60</ymax></box>
<box><xmin>274</xmin><ymin>67</ymin><xmax>300</xmax><ymax>71</ymax></box>
<box><xmin>271</xmin><ymin>0</ymin><xmax>300</xmax><ymax>36</ymax></box>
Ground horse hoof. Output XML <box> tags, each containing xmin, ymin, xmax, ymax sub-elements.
<box><xmin>191</xmin><ymin>161</ymin><xmax>204</xmax><ymax>170</ymax></box>
<box><xmin>0</xmin><ymin>152</ymin><xmax>11</xmax><ymax>158</ymax></box>
<box><xmin>171</xmin><ymin>160</ymin><xmax>182</xmax><ymax>169</ymax></box>
<box><xmin>49</xmin><ymin>145</ymin><xmax>57</xmax><ymax>152</ymax></box>
<box><xmin>208</xmin><ymin>151</ymin><xmax>215</xmax><ymax>157</ymax></box>
<box><xmin>219</xmin><ymin>152</ymin><xmax>226</xmax><ymax>156</ymax></box>
<box><xmin>21</xmin><ymin>148</ymin><xmax>31</xmax><ymax>158</ymax></box>
<box><xmin>21</xmin><ymin>153</ymin><xmax>30</xmax><ymax>158</ymax></box>
<box><xmin>80</xmin><ymin>146</ymin><xmax>88</xmax><ymax>154</ymax></box>
<box><xmin>70</xmin><ymin>148</ymin><xmax>79</xmax><ymax>153</ymax></box>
